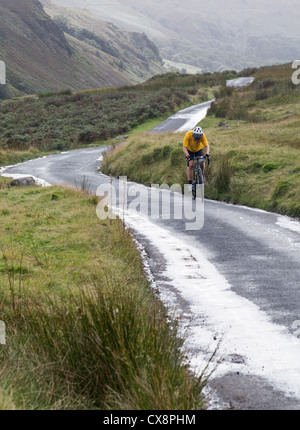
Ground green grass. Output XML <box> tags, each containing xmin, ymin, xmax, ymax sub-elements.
<box><xmin>128</xmin><ymin>117</ymin><xmax>168</xmax><ymax>135</ymax></box>
<box><xmin>0</xmin><ymin>181</ymin><xmax>207</xmax><ymax>410</ymax></box>
<box><xmin>0</xmin><ymin>147</ymin><xmax>49</xmax><ymax>168</ymax></box>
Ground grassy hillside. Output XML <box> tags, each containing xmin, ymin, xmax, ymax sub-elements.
<box><xmin>0</xmin><ymin>180</ymin><xmax>207</xmax><ymax>409</ymax></box>
<box><xmin>0</xmin><ymin>0</ymin><xmax>164</xmax><ymax>100</ymax></box>
<box><xmin>0</xmin><ymin>0</ymin><xmax>97</xmax><ymax>96</ymax></box>
<box><xmin>102</xmin><ymin>63</ymin><xmax>300</xmax><ymax>218</ymax></box>
<box><xmin>53</xmin><ymin>0</ymin><xmax>300</xmax><ymax>72</ymax></box>
<box><xmin>0</xmin><ymin>71</ymin><xmax>230</xmax><ymax>165</ymax></box>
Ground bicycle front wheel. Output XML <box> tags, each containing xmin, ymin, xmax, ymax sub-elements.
<box><xmin>197</xmin><ymin>167</ymin><xmax>204</xmax><ymax>185</ymax></box>
<box><xmin>192</xmin><ymin>182</ymin><xmax>197</xmax><ymax>200</ymax></box>
<box><xmin>195</xmin><ymin>167</ymin><xmax>204</xmax><ymax>201</ymax></box>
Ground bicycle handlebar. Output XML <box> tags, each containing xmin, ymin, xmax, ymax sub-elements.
<box><xmin>193</xmin><ymin>155</ymin><xmax>210</xmax><ymax>166</ymax></box>
<box><xmin>186</xmin><ymin>155</ymin><xmax>210</xmax><ymax>166</ymax></box>
<box><xmin>193</xmin><ymin>156</ymin><xmax>206</xmax><ymax>161</ymax></box>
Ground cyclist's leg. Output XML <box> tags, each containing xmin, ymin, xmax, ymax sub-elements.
<box><xmin>195</xmin><ymin>150</ymin><xmax>204</xmax><ymax>200</ymax></box>
<box><xmin>187</xmin><ymin>150</ymin><xmax>195</xmax><ymax>183</ymax></box>
<box><xmin>195</xmin><ymin>149</ymin><xmax>205</xmax><ymax>174</ymax></box>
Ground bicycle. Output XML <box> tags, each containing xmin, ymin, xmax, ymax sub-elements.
<box><xmin>192</xmin><ymin>155</ymin><xmax>206</xmax><ymax>200</ymax></box>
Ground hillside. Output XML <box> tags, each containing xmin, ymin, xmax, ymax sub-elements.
<box><xmin>0</xmin><ymin>0</ymin><xmax>164</xmax><ymax>99</ymax></box>
<box><xmin>41</xmin><ymin>0</ymin><xmax>165</xmax><ymax>84</ymax></box>
<box><xmin>53</xmin><ymin>0</ymin><xmax>300</xmax><ymax>73</ymax></box>
<box><xmin>0</xmin><ymin>70</ymin><xmax>234</xmax><ymax>168</ymax></box>
<box><xmin>0</xmin><ymin>71</ymin><xmax>225</xmax><ymax>158</ymax></box>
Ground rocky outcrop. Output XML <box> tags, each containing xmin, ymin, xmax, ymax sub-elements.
<box><xmin>9</xmin><ymin>176</ymin><xmax>36</xmax><ymax>187</ymax></box>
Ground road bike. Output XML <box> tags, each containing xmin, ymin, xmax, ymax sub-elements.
<box><xmin>192</xmin><ymin>155</ymin><xmax>206</xmax><ymax>200</ymax></box>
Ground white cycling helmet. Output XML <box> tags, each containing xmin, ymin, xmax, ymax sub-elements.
<box><xmin>193</xmin><ymin>126</ymin><xmax>203</xmax><ymax>140</ymax></box>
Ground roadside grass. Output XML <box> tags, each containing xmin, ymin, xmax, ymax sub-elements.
<box><xmin>101</xmin><ymin>134</ymin><xmax>187</xmax><ymax>187</ymax></box>
<box><xmin>0</xmin><ymin>181</ymin><xmax>207</xmax><ymax>410</ymax></box>
<box><xmin>0</xmin><ymin>147</ymin><xmax>46</xmax><ymax>168</ymax></box>
<box><xmin>203</xmin><ymin>118</ymin><xmax>300</xmax><ymax>216</ymax></box>
<box><xmin>128</xmin><ymin>117</ymin><xmax>172</xmax><ymax>136</ymax></box>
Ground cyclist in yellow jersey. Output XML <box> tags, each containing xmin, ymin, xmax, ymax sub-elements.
<box><xmin>183</xmin><ymin>126</ymin><xmax>210</xmax><ymax>184</ymax></box>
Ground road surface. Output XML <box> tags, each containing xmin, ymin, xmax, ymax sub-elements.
<box><xmin>150</xmin><ymin>100</ymin><xmax>214</xmax><ymax>133</ymax></box>
<box><xmin>226</xmin><ymin>77</ymin><xmax>255</xmax><ymax>87</ymax></box>
<box><xmin>2</xmin><ymin>145</ymin><xmax>300</xmax><ymax>410</ymax></box>
<box><xmin>150</xmin><ymin>76</ymin><xmax>254</xmax><ymax>134</ymax></box>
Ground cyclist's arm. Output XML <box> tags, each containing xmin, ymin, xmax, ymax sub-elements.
<box><xmin>183</xmin><ymin>132</ymin><xmax>191</xmax><ymax>156</ymax></box>
<box><xmin>202</xmin><ymin>134</ymin><xmax>210</xmax><ymax>155</ymax></box>
<box><xmin>183</xmin><ymin>146</ymin><xmax>190</xmax><ymax>157</ymax></box>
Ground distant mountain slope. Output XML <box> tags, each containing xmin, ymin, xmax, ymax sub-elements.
<box><xmin>53</xmin><ymin>0</ymin><xmax>300</xmax><ymax>72</ymax></box>
<box><xmin>0</xmin><ymin>0</ymin><xmax>164</xmax><ymax>98</ymax></box>
<box><xmin>41</xmin><ymin>0</ymin><xmax>165</xmax><ymax>86</ymax></box>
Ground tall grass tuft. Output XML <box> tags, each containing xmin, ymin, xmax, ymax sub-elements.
<box><xmin>1</xmin><ymin>267</ymin><xmax>207</xmax><ymax>410</ymax></box>
<box><xmin>214</xmin><ymin>154</ymin><xmax>233</xmax><ymax>194</ymax></box>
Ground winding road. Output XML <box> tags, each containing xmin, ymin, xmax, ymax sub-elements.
<box><xmin>150</xmin><ymin>100</ymin><xmax>214</xmax><ymax>133</ymax></box>
<box><xmin>1</xmin><ymin>100</ymin><xmax>300</xmax><ymax>410</ymax></box>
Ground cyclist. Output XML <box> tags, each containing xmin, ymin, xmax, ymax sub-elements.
<box><xmin>183</xmin><ymin>126</ymin><xmax>210</xmax><ymax>185</ymax></box>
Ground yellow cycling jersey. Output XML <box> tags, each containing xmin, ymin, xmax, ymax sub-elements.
<box><xmin>183</xmin><ymin>130</ymin><xmax>208</xmax><ymax>152</ymax></box>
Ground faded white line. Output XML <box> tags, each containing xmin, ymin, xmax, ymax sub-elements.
<box><xmin>276</xmin><ymin>216</ymin><xmax>300</xmax><ymax>234</ymax></box>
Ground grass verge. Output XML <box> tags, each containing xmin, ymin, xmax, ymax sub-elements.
<box><xmin>0</xmin><ymin>180</ymin><xmax>207</xmax><ymax>410</ymax></box>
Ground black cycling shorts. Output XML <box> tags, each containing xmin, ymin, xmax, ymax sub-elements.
<box><xmin>187</xmin><ymin>149</ymin><xmax>204</xmax><ymax>166</ymax></box>
<box><xmin>188</xmin><ymin>149</ymin><xmax>204</xmax><ymax>160</ymax></box>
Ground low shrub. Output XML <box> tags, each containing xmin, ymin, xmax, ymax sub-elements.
<box><xmin>262</xmin><ymin>162</ymin><xmax>278</xmax><ymax>172</ymax></box>
<box><xmin>287</xmin><ymin>203</ymin><xmax>300</xmax><ymax>218</ymax></box>
<box><xmin>272</xmin><ymin>179</ymin><xmax>290</xmax><ymax>199</ymax></box>
<box><xmin>142</xmin><ymin>153</ymin><xmax>153</xmax><ymax>165</ymax></box>
<box><xmin>214</xmin><ymin>86</ymin><xmax>234</xmax><ymax>99</ymax></box>
<box><xmin>258</xmin><ymin>79</ymin><xmax>276</xmax><ymax>89</ymax></box>
<box><xmin>255</xmin><ymin>89</ymin><xmax>270</xmax><ymax>101</ymax></box>
<box><xmin>170</xmin><ymin>147</ymin><xmax>184</xmax><ymax>166</ymax></box>
<box><xmin>0</xmin><ymin>86</ymin><xmax>192</xmax><ymax>152</ymax></box>
<box><xmin>252</xmin><ymin>161</ymin><xmax>263</xmax><ymax>169</ymax></box>
<box><xmin>215</xmin><ymin>155</ymin><xmax>233</xmax><ymax>194</ymax></box>
<box><xmin>162</xmin><ymin>145</ymin><xmax>172</xmax><ymax>157</ymax></box>
<box><xmin>152</xmin><ymin>147</ymin><xmax>163</xmax><ymax>160</ymax></box>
